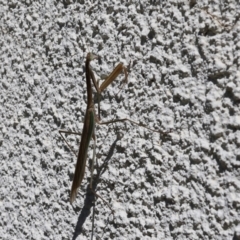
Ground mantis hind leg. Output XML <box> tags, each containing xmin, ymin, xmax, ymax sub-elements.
<box><xmin>59</xmin><ymin>129</ymin><xmax>82</xmax><ymax>157</ymax></box>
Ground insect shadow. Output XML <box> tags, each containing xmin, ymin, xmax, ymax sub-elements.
<box><xmin>72</xmin><ymin>133</ymin><xmax>121</xmax><ymax>240</ymax></box>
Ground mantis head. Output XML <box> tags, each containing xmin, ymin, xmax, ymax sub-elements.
<box><xmin>87</xmin><ymin>52</ymin><xmax>98</xmax><ymax>61</ymax></box>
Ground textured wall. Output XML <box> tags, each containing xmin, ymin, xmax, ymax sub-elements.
<box><xmin>1</xmin><ymin>0</ymin><xmax>240</xmax><ymax>239</ymax></box>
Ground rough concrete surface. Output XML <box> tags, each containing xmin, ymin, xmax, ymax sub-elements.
<box><xmin>1</xmin><ymin>0</ymin><xmax>240</xmax><ymax>239</ymax></box>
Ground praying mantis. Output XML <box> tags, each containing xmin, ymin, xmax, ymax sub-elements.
<box><xmin>59</xmin><ymin>52</ymin><xmax>169</xmax><ymax>205</ymax></box>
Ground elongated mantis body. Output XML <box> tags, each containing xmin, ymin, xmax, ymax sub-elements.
<box><xmin>59</xmin><ymin>53</ymin><xmax>169</xmax><ymax>204</ymax></box>
<box><xmin>59</xmin><ymin>53</ymin><xmax>128</xmax><ymax>204</ymax></box>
